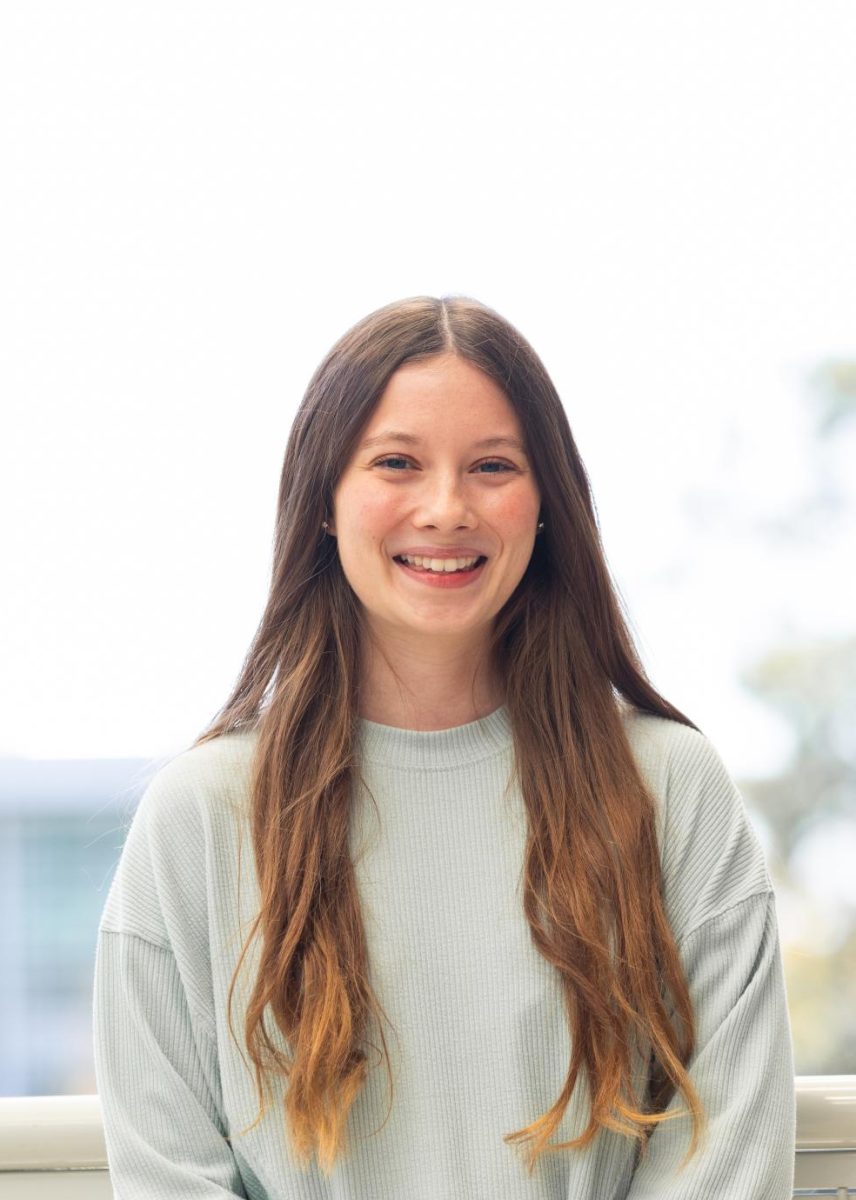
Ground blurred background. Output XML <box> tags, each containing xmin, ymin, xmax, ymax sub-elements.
<box><xmin>1</xmin><ymin>1</ymin><xmax>854</xmax><ymax>1095</ymax></box>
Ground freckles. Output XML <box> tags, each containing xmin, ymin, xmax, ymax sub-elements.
<box><xmin>364</xmin><ymin>493</ymin><xmax>397</xmax><ymax>520</ymax></box>
<box><xmin>490</xmin><ymin>489</ymin><xmax>538</xmax><ymax>528</ymax></box>
<box><xmin>353</xmin><ymin>492</ymin><xmax>397</xmax><ymax>529</ymax></box>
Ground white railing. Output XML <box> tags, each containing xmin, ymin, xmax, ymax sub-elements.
<box><xmin>791</xmin><ymin>1077</ymin><xmax>856</xmax><ymax>1198</ymax></box>
<box><xmin>0</xmin><ymin>1077</ymin><xmax>854</xmax><ymax>1198</ymax></box>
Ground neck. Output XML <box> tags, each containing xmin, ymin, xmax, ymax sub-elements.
<box><xmin>357</xmin><ymin>625</ymin><xmax>504</xmax><ymax>731</ymax></box>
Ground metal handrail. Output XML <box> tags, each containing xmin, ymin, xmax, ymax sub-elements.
<box><xmin>0</xmin><ymin>1077</ymin><xmax>854</xmax><ymax>1194</ymax></box>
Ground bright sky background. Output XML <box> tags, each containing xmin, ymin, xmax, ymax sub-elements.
<box><xmin>2</xmin><ymin>2</ymin><xmax>854</xmax><ymax>802</ymax></box>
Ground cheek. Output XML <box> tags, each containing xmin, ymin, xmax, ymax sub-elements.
<box><xmin>489</xmin><ymin>488</ymin><xmax>540</xmax><ymax>534</ymax></box>
<box><xmin>336</xmin><ymin>485</ymin><xmax>401</xmax><ymax>548</ymax></box>
<box><xmin>352</xmin><ymin>492</ymin><xmax>400</xmax><ymax>533</ymax></box>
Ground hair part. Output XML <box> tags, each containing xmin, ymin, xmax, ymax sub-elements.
<box><xmin>192</xmin><ymin>294</ymin><xmax>706</xmax><ymax>1177</ymax></box>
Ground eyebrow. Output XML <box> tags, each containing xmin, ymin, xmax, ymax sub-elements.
<box><xmin>359</xmin><ymin>430</ymin><xmax>528</xmax><ymax>453</ymax></box>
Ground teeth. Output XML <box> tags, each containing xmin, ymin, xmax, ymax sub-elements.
<box><xmin>398</xmin><ymin>554</ymin><xmax>481</xmax><ymax>572</ymax></box>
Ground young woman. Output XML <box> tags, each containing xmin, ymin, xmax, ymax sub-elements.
<box><xmin>93</xmin><ymin>295</ymin><xmax>796</xmax><ymax>1198</ymax></box>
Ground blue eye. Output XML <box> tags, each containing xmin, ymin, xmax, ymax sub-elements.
<box><xmin>477</xmin><ymin>461</ymin><xmax>513</xmax><ymax>474</ymax></box>
<box><xmin>374</xmin><ymin>456</ymin><xmax>410</xmax><ymax>470</ymax></box>
<box><xmin>374</xmin><ymin>456</ymin><xmax>514</xmax><ymax>473</ymax></box>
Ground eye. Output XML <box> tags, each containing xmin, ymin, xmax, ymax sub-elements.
<box><xmin>372</xmin><ymin>456</ymin><xmax>516</xmax><ymax>474</ymax></box>
<box><xmin>476</xmin><ymin>460</ymin><xmax>515</xmax><ymax>474</ymax></box>
<box><xmin>373</xmin><ymin>456</ymin><xmax>412</xmax><ymax>470</ymax></box>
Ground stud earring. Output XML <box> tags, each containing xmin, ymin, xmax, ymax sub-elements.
<box><xmin>537</xmin><ymin>521</ymin><xmax>544</xmax><ymax>531</ymax></box>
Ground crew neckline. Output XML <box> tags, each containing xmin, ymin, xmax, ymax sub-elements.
<box><xmin>357</xmin><ymin>704</ymin><xmax>514</xmax><ymax>768</ymax></box>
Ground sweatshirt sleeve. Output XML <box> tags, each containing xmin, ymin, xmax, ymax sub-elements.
<box><xmin>624</xmin><ymin>890</ymin><xmax>796</xmax><ymax>1198</ymax></box>
<box><xmin>622</xmin><ymin>719</ymin><xmax>796</xmax><ymax>1198</ymax></box>
<box><xmin>92</xmin><ymin>747</ymin><xmax>251</xmax><ymax>1198</ymax></box>
<box><xmin>93</xmin><ymin>930</ymin><xmax>249</xmax><ymax>1199</ymax></box>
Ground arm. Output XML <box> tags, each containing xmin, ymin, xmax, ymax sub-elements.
<box><xmin>625</xmin><ymin>890</ymin><xmax>796</xmax><ymax>1199</ymax></box>
<box><xmin>93</xmin><ymin>928</ymin><xmax>249</xmax><ymax>1199</ymax></box>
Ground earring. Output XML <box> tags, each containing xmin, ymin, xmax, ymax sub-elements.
<box><xmin>537</xmin><ymin>521</ymin><xmax>544</xmax><ymax>531</ymax></box>
<box><xmin>322</xmin><ymin>520</ymin><xmax>329</xmax><ymax>531</ymax></box>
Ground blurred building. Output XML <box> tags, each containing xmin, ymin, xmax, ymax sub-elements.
<box><xmin>0</xmin><ymin>756</ymin><xmax>156</xmax><ymax>1096</ymax></box>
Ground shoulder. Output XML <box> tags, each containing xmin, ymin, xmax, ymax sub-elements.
<box><xmin>99</xmin><ymin>730</ymin><xmax>258</xmax><ymax>945</ymax></box>
<box><xmin>620</xmin><ymin>707</ymin><xmax>773</xmax><ymax>942</ymax></box>
<box><xmin>620</xmin><ymin>705</ymin><xmax>743</xmax><ymax>815</ymax></box>
<box><xmin>619</xmin><ymin>707</ymin><xmax>714</xmax><ymax>818</ymax></box>
<box><xmin>135</xmin><ymin>728</ymin><xmax>259</xmax><ymax>837</ymax></box>
<box><xmin>620</xmin><ymin>702</ymin><xmax>709</xmax><ymax>762</ymax></box>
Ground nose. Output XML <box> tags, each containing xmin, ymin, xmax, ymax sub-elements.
<box><xmin>414</xmin><ymin>472</ymin><xmax>476</xmax><ymax>530</ymax></box>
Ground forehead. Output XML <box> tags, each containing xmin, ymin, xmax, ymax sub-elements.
<box><xmin>368</xmin><ymin>354</ymin><xmax>520</xmax><ymax>429</ymax></box>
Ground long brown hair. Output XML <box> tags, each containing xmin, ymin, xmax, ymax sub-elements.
<box><xmin>192</xmin><ymin>295</ymin><xmax>706</xmax><ymax>1176</ymax></box>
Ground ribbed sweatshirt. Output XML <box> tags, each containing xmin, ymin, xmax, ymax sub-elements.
<box><xmin>92</xmin><ymin>704</ymin><xmax>796</xmax><ymax>1199</ymax></box>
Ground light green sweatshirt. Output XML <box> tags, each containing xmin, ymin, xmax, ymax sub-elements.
<box><xmin>92</xmin><ymin>705</ymin><xmax>796</xmax><ymax>1198</ymax></box>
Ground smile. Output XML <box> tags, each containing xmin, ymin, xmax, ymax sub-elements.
<box><xmin>392</xmin><ymin>555</ymin><xmax>488</xmax><ymax>588</ymax></box>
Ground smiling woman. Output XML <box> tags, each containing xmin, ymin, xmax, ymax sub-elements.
<box><xmin>93</xmin><ymin>295</ymin><xmax>796</xmax><ymax>1199</ymax></box>
<box><xmin>325</xmin><ymin>353</ymin><xmax>542</xmax><ymax>728</ymax></box>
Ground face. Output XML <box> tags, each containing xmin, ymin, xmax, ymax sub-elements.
<box><xmin>327</xmin><ymin>353</ymin><xmax>542</xmax><ymax>648</ymax></box>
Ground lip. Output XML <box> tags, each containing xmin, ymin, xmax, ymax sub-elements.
<box><xmin>394</xmin><ymin>555</ymin><xmax>487</xmax><ymax>588</ymax></box>
<box><xmin>392</xmin><ymin>546</ymin><xmax>488</xmax><ymax>558</ymax></box>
